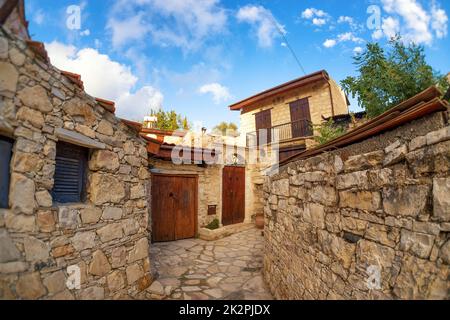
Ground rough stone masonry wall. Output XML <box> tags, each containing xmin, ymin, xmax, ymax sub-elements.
<box><xmin>0</xmin><ymin>27</ymin><xmax>152</xmax><ymax>299</ymax></box>
<box><xmin>263</xmin><ymin>115</ymin><xmax>450</xmax><ymax>300</ymax></box>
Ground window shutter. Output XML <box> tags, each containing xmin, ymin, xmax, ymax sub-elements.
<box><xmin>255</xmin><ymin>110</ymin><xmax>272</xmax><ymax>145</ymax></box>
<box><xmin>0</xmin><ymin>136</ymin><xmax>13</xmax><ymax>208</ymax></box>
<box><xmin>52</xmin><ymin>142</ymin><xmax>88</xmax><ymax>204</ymax></box>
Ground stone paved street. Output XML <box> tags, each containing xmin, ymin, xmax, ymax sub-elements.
<box><xmin>147</xmin><ymin>228</ymin><xmax>273</xmax><ymax>300</ymax></box>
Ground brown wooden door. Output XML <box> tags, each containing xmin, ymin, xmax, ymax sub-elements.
<box><xmin>290</xmin><ymin>98</ymin><xmax>312</xmax><ymax>138</ymax></box>
<box><xmin>255</xmin><ymin>109</ymin><xmax>272</xmax><ymax>146</ymax></box>
<box><xmin>222</xmin><ymin>166</ymin><xmax>245</xmax><ymax>226</ymax></box>
<box><xmin>152</xmin><ymin>174</ymin><xmax>197</xmax><ymax>242</ymax></box>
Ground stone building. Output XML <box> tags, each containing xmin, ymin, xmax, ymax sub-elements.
<box><xmin>229</xmin><ymin>70</ymin><xmax>350</xmax><ymax>161</ymax></box>
<box><xmin>0</xmin><ymin>1</ymin><xmax>152</xmax><ymax>299</ymax></box>
<box><xmin>143</xmin><ymin>131</ymin><xmax>264</xmax><ymax>242</ymax></box>
<box><xmin>263</xmin><ymin>88</ymin><xmax>450</xmax><ymax>299</ymax></box>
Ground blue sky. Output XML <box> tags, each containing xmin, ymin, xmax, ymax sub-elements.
<box><xmin>25</xmin><ymin>0</ymin><xmax>449</xmax><ymax>129</ymax></box>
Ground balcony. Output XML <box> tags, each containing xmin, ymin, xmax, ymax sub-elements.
<box><xmin>246</xmin><ymin>119</ymin><xmax>313</xmax><ymax>148</ymax></box>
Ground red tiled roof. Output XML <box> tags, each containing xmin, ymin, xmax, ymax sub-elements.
<box><xmin>95</xmin><ymin>97</ymin><xmax>116</xmax><ymax>114</ymax></box>
<box><xmin>26</xmin><ymin>40</ymin><xmax>49</xmax><ymax>62</ymax></box>
<box><xmin>61</xmin><ymin>70</ymin><xmax>84</xmax><ymax>90</ymax></box>
<box><xmin>229</xmin><ymin>70</ymin><xmax>329</xmax><ymax>111</ymax></box>
<box><xmin>120</xmin><ymin>118</ymin><xmax>142</xmax><ymax>131</ymax></box>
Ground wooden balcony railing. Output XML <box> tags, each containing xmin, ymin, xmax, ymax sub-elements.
<box><xmin>247</xmin><ymin>119</ymin><xmax>313</xmax><ymax>147</ymax></box>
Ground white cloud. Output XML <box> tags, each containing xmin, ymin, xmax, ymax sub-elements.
<box><xmin>198</xmin><ymin>83</ymin><xmax>232</xmax><ymax>104</ymax></box>
<box><xmin>372</xmin><ymin>29</ymin><xmax>384</xmax><ymax>40</ymax></box>
<box><xmin>337</xmin><ymin>32</ymin><xmax>364</xmax><ymax>43</ymax></box>
<box><xmin>237</xmin><ymin>5</ymin><xmax>285</xmax><ymax>48</ymax></box>
<box><xmin>353</xmin><ymin>46</ymin><xmax>363</xmax><ymax>54</ymax></box>
<box><xmin>337</xmin><ymin>15</ymin><xmax>361</xmax><ymax>30</ymax></box>
<box><xmin>312</xmin><ymin>18</ymin><xmax>327</xmax><ymax>26</ymax></box>
<box><xmin>338</xmin><ymin>16</ymin><xmax>354</xmax><ymax>24</ymax></box>
<box><xmin>301</xmin><ymin>8</ymin><xmax>327</xmax><ymax>19</ymax></box>
<box><xmin>381</xmin><ymin>16</ymin><xmax>401</xmax><ymax>39</ymax></box>
<box><xmin>107</xmin><ymin>13</ymin><xmax>149</xmax><ymax>48</ymax></box>
<box><xmin>323</xmin><ymin>32</ymin><xmax>363</xmax><ymax>48</ymax></box>
<box><xmin>431</xmin><ymin>2</ymin><xmax>448</xmax><ymax>38</ymax></box>
<box><xmin>301</xmin><ymin>7</ymin><xmax>329</xmax><ymax>27</ymax></box>
<box><xmin>323</xmin><ymin>39</ymin><xmax>337</xmax><ymax>48</ymax></box>
<box><xmin>80</xmin><ymin>29</ymin><xmax>90</xmax><ymax>37</ymax></box>
<box><xmin>108</xmin><ymin>0</ymin><xmax>227</xmax><ymax>50</ymax></box>
<box><xmin>375</xmin><ymin>0</ymin><xmax>448</xmax><ymax>45</ymax></box>
<box><xmin>117</xmin><ymin>87</ymin><xmax>164</xmax><ymax>120</ymax></box>
<box><xmin>45</xmin><ymin>41</ymin><xmax>163</xmax><ymax>120</ymax></box>
<box><xmin>33</xmin><ymin>10</ymin><xmax>45</xmax><ymax>25</ymax></box>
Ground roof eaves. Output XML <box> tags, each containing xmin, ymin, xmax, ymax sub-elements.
<box><xmin>26</xmin><ymin>40</ymin><xmax>49</xmax><ymax>62</ymax></box>
<box><xmin>228</xmin><ymin>70</ymin><xmax>328</xmax><ymax>111</ymax></box>
<box><xmin>95</xmin><ymin>97</ymin><xmax>116</xmax><ymax>114</ymax></box>
<box><xmin>120</xmin><ymin>118</ymin><xmax>142</xmax><ymax>132</ymax></box>
<box><xmin>61</xmin><ymin>70</ymin><xmax>84</xmax><ymax>90</ymax></box>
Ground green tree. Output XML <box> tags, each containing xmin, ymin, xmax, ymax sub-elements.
<box><xmin>149</xmin><ymin>109</ymin><xmax>191</xmax><ymax>131</ymax></box>
<box><xmin>313</xmin><ymin>119</ymin><xmax>346</xmax><ymax>145</ymax></box>
<box><xmin>341</xmin><ymin>37</ymin><xmax>448</xmax><ymax>118</ymax></box>
<box><xmin>212</xmin><ymin>122</ymin><xmax>239</xmax><ymax>136</ymax></box>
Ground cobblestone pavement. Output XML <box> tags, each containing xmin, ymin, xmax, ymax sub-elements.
<box><xmin>147</xmin><ymin>228</ymin><xmax>273</xmax><ymax>300</ymax></box>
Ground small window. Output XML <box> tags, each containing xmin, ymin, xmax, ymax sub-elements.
<box><xmin>0</xmin><ymin>136</ymin><xmax>13</xmax><ymax>209</ymax></box>
<box><xmin>52</xmin><ymin>141</ymin><xmax>88</xmax><ymax>204</ymax></box>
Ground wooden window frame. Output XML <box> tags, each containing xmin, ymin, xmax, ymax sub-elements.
<box><xmin>0</xmin><ymin>136</ymin><xmax>13</xmax><ymax>209</ymax></box>
<box><xmin>51</xmin><ymin>141</ymin><xmax>88</xmax><ymax>204</ymax></box>
<box><xmin>255</xmin><ymin>109</ymin><xmax>272</xmax><ymax>146</ymax></box>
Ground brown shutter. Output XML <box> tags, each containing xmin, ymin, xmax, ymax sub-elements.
<box><xmin>290</xmin><ymin>98</ymin><xmax>312</xmax><ymax>137</ymax></box>
<box><xmin>255</xmin><ymin>109</ymin><xmax>272</xmax><ymax>145</ymax></box>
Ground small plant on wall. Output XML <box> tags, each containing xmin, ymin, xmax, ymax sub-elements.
<box><xmin>313</xmin><ymin>119</ymin><xmax>346</xmax><ymax>145</ymax></box>
<box><xmin>206</xmin><ymin>219</ymin><xmax>220</xmax><ymax>230</ymax></box>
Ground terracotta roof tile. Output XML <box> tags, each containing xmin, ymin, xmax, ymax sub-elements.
<box><xmin>60</xmin><ymin>70</ymin><xmax>84</xmax><ymax>90</ymax></box>
<box><xmin>26</xmin><ymin>40</ymin><xmax>49</xmax><ymax>62</ymax></box>
<box><xmin>95</xmin><ymin>97</ymin><xmax>116</xmax><ymax>114</ymax></box>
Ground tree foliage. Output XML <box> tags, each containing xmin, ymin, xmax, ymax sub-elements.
<box><xmin>149</xmin><ymin>109</ymin><xmax>191</xmax><ymax>131</ymax></box>
<box><xmin>341</xmin><ymin>37</ymin><xmax>448</xmax><ymax>118</ymax></box>
<box><xmin>313</xmin><ymin>119</ymin><xmax>346</xmax><ymax>145</ymax></box>
<box><xmin>212</xmin><ymin>122</ymin><xmax>239</xmax><ymax>136</ymax></box>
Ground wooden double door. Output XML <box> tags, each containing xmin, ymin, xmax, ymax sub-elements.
<box><xmin>222</xmin><ymin>166</ymin><xmax>245</xmax><ymax>226</ymax></box>
<box><xmin>151</xmin><ymin>174</ymin><xmax>197</xmax><ymax>242</ymax></box>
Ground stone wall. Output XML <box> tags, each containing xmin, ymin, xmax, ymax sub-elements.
<box><xmin>263</xmin><ymin>114</ymin><xmax>450</xmax><ymax>299</ymax></box>
<box><xmin>0</xmin><ymin>26</ymin><xmax>152</xmax><ymax>299</ymax></box>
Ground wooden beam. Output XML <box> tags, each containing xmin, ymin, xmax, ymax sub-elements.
<box><xmin>55</xmin><ymin>128</ymin><xmax>106</xmax><ymax>149</ymax></box>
